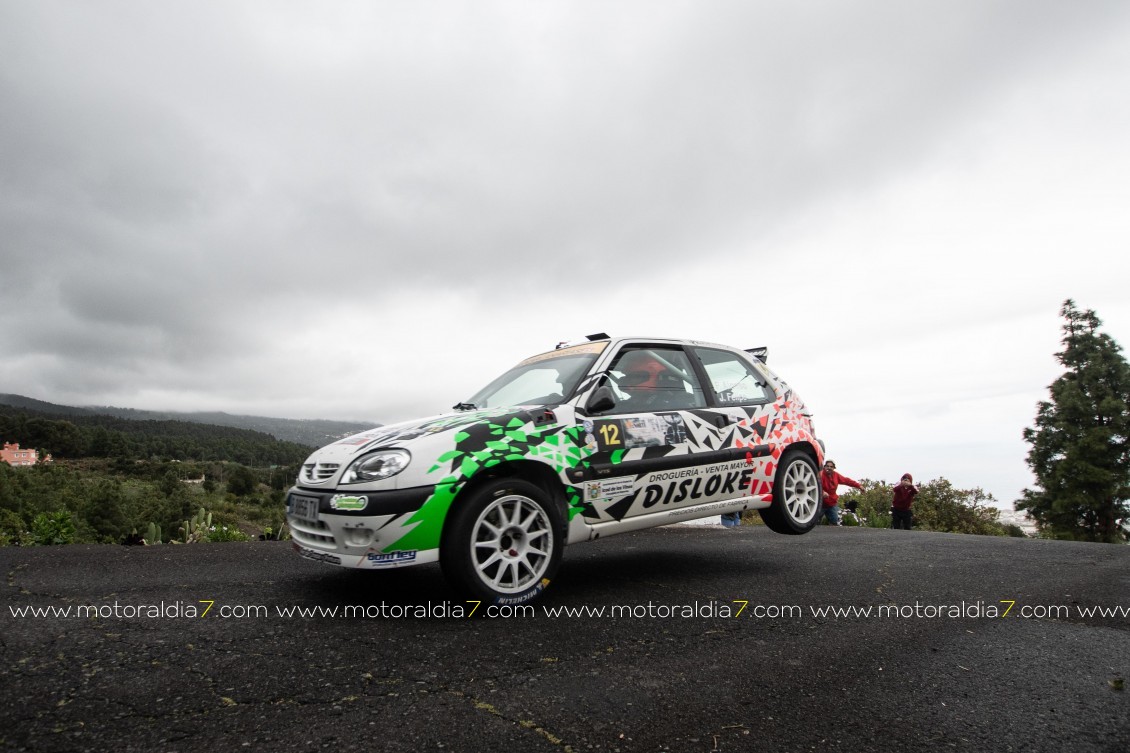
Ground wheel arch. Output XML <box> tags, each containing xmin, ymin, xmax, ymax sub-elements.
<box><xmin>781</xmin><ymin>439</ymin><xmax>823</xmax><ymax>488</ymax></box>
<box><xmin>439</xmin><ymin>460</ymin><xmax>569</xmax><ymax>548</ymax></box>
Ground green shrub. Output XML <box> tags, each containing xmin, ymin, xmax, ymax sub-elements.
<box><xmin>207</xmin><ymin>524</ymin><xmax>251</xmax><ymax>542</ymax></box>
<box><xmin>0</xmin><ymin>508</ymin><xmax>32</xmax><ymax>546</ymax></box>
<box><xmin>841</xmin><ymin>478</ymin><xmax>1008</xmax><ymax>535</ymax></box>
<box><xmin>260</xmin><ymin>524</ymin><xmax>290</xmax><ymax>541</ymax></box>
<box><xmin>31</xmin><ymin>510</ymin><xmax>76</xmax><ymax>545</ymax></box>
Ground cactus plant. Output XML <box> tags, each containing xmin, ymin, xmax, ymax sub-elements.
<box><xmin>143</xmin><ymin>522</ymin><xmax>163</xmax><ymax>545</ymax></box>
<box><xmin>179</xmin><ymin>507</ymin><xmax>213</xmax><ymax>543</ymax></box>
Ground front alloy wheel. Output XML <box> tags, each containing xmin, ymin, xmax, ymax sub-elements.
<box><xmin>471</xmin><ymin>493</ymin><xmax>553</xmax><ymax>593</ymax></box>
<box><xmin>442</xmin><ymin>479</ymin><xmax>564</xmax><ymax>603</ymax></box>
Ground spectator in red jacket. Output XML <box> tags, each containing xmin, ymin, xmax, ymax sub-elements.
<box><xmin>891</xmin><ymin>473</ymin><xmax>919</xmax><ymax>530</ymax></box>
<box><xmin>819</xmin><ymin>460</ymin><xmax>862</xmax><ymax>526</ymax></box>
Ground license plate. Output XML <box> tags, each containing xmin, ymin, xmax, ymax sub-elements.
<box><xmin>288</xmin><ymin>494</ymin><xmax>321</xmax><ymax>523</ymax></box>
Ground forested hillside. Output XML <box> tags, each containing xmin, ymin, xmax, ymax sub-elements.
<box><xmin>0</xmin><ymin>403</ymin><xmax>311</xmax><ymax>466</ymax></box>
<box><xmin>0</xmin><ymin>394</ymin><xmax>375</xmax><ymax>447</ymax></box>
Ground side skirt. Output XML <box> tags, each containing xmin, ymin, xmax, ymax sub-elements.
<box><xmin>582</xmin><ymin>494</ymin><xmax>771</xmax><ymax>541</ymax></box>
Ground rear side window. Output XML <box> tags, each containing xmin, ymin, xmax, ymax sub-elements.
<box><xmin>693</xmin><ymin>347</ymin><xmax>774</xmax><ymax>406</ymax></box>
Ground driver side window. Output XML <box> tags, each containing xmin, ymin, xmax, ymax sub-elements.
<box><xmin>605</xmin><ymin>347</ymin><xmax>706</xmax><ymax>413</ymax></box>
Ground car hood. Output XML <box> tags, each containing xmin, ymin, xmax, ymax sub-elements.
<box><xmin>302</xmin><ymin>406</ymin><xmax>556</xmax><ymax>466</ymax></box>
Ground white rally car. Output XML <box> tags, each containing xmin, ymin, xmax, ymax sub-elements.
<box><xmin>286</xmin><ymin>335</ymin><xmax>825</xmax><ymax>604</ymax></box>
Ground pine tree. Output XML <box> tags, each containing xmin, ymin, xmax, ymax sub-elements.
<box><xmin>1019</xmin><ymin>300</ymin><xmax>1130</xmax><ymax>542</ymax></box>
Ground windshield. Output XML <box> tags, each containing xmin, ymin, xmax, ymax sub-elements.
<box><xmin>463</xmin><ymin>344</ymin><xmax>605</xmax><ymax>409</ymax></box>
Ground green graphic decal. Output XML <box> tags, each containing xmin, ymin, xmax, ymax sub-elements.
<box><xmin>389</xmin><ymin>410</ymin><xmax>594</xmax><ymax>551</ymax></box>
<box><xmin>385</xmin><ymin>479</ymin><xmax>461</xmax><ymax>553</ymax></box>
<box><xmin>564</xmin><ymin>484</ymin><xmax>591</xmax><ymax>520</ymax></box>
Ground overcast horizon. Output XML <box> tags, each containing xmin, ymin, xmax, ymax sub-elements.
<box><xmin>3</xmin><ymin>1</ymin><xmax>1129</xmax><ymax>508</ymax></box>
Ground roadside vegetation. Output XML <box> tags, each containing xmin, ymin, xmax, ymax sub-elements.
<box><xmin>838</xmin><ymin>479</ymin><xmax>1022</xmax><ymax>536</ymax></box>
<box><xmin>0</xmin><ymin>402</ymin><xmax>305</xmax><ymax>546</ymax></box>
<box><xmin>0</xmin><ymin>458</ymin><xmax>296</xmax><ymax>546</ymax></box>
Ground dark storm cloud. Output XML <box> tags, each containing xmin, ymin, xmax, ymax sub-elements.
<box><xmin>1</xmin><ymin>0</ymin><xmax>1128</xmax><ymax>413</ymax></box>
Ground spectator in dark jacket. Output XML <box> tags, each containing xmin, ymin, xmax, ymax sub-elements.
<box><xmin>819</xmin><ymin>460</ymin><xmax>862</xmax><ymax>526</ymax></box>
<box><xmin>891</xmin><ymin>473</ymin><xmax>919</xmax><ymax>529</ymax></box>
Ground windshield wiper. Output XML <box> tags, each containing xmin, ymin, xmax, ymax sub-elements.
<box><xmin>452</xmin><ymin>402</ymin><xmax>478</xmax><ymax>411</ymax></box>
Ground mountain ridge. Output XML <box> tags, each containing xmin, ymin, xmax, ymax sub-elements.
<box><xmin>0</xmin><ymin>394</ymin><xmax>377</xmax><ymax>447</ymax></box>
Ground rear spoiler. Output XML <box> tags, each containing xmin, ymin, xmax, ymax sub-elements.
<box><xmin>745</xmin><ymin>346</ymin><xmax>768</xmax><ymax>363</ymax></box>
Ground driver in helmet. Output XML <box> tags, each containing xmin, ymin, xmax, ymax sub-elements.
<box><xmin>617</xmin><ymin>350</ymin><xmax>678</xmax><ymax>409</ymax></box>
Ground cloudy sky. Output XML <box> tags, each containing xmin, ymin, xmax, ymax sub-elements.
<box><xmin>3</xmin><ymin>1</ymin><xmax>1129</xmax><ymax>508</ymax></box>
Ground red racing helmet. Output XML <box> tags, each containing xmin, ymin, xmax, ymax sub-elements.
<box><xmin>617</xmin><ymin>351</ymin><xmax>669</xmax><ymax>390</ymax></box>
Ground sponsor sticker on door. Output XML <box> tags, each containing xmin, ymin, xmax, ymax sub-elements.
<box><xmin>584</xmin><ymin>476</ymin><xmax>636</xmax><ymax>502</ymax></box>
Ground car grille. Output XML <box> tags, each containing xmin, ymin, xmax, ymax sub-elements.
<box><xmin>302</xmin><ymin>462</ymin><xmax>340</xmax><ymax>483</ymax></box>
<box><xmin>290</xmin><ymin>518</ymin><xmax>336</xmax><ymax>547</ymax></box>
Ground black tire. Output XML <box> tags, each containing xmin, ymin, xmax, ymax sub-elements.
<box><xmin>758</xmin><ymin>450</ymin><xmax>821</xmax><ymax>534</ymax></box>
<box><xmin>441</xmin><ymin>479</ymin><xmax>565</xmax><ymax>604</ymax></box>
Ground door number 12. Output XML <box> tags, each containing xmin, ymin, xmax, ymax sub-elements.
<box><xmin>599</xmin><ymin>423</ymin><xmax>621</xmax><ymax>446</ymax></box>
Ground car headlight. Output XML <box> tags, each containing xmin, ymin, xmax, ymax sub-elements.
<box><xmin>341</xmin><ymin>449</ymin><xmax>411</xmax><ymax>484</ymax></box>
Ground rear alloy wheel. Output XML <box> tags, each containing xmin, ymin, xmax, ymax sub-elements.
<box><xmin>759</xmin><ymin>450</ymin><xmax>821</xmax><ymax>534</ymax></box>
<box><xmin>442</xmin><ymin>479</ymin><xmax>564</xmax><ymax>604</ymax></box>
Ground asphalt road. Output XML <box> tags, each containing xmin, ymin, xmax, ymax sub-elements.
<box><xmin>2</xmin><ymin>525</ymin><xmax>1128</xmax><ymax>753</ymax></box>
